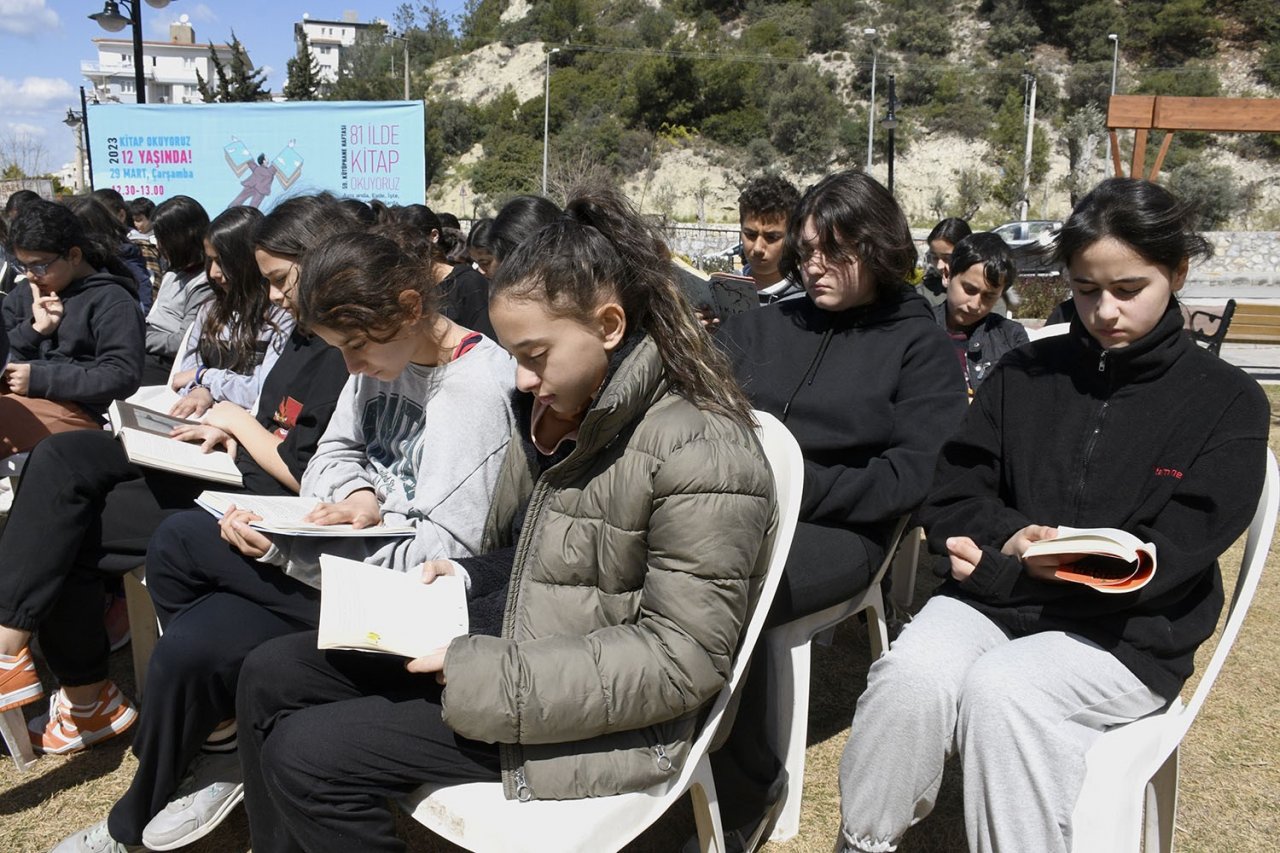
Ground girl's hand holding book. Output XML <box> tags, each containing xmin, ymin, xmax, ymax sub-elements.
<box><xmin>169</xmin><ymin>422</ymin><xmax>236</xmax><ymax>458</ymax></box>
<box><xmin>170</xmin><ymin>386</ymin><xmax>214</xmax><ymax>419</ymax></box>
<box><xmin>1001</xmin><ymin>524</ymin><xmax>1062</xmax><ymax>581</ymax></box>
<box><xmin>218</xmin><ymin>504</ymin><xmax>272</xmax><ymax>558</ymax></box>
<box><xmin>303</xmin><ymin>489</ymin><xmax>380</xmax><ymax>529</ymax></box>
<box><xmin>405</xmin><ymin>647</ymin><xmax>448</xmax><ymax>684</ymax></box>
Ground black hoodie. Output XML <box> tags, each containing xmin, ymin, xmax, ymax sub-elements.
<box><xmin>718</xmin><ymin>287</ymin><xmax>968</xmax><ymax>539</ymax></box>
<box><xmin>919</xmin><ymin>301</ymin><xmax>1270</xmax><ymax>699</ymax></box>
<box><xmin>2</xmin><ymin>270</ymin><xmax>145</xmax><ymax>416</ymax></box>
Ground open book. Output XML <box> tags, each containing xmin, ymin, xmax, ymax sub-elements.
<box><xmin>108</xmin><ymin>400</ymin><xmax>242</xmax><ymax>486</ymax></box>
<box><xmin>1022</xmin><ymin>526</ymin><xmax>1157</xmax><ymax>593</ymax></box>
<box><xmin>317</xmin><ymin>554</ymin><xmax>468</xmax><ymax>658</ymax></box>
<box><xmin>195</xmin><ymin>491</ymin><xmax>417</xmax><ymax>537</ymax></box>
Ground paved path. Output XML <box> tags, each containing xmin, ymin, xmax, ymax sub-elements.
<box><xmin>1220</xmin><ymin>344</ymin><xmax>1280</xmax><ymax>383</ymax></box>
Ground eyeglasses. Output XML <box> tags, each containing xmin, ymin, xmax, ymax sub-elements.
<box><xmin>11</xmin><ymin>254</ymin><xmax>64</xmax><ymax>277</ymax></box>
<box><xmin>924</xmin><ymin>251</ymin><xmax>953</xmax><ymax>266</ymax></box>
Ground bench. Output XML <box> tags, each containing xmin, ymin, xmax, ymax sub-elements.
<box><xmin>1221</xmin><ymin>302</ymin><xmax>1280</xmax><ymax>345</ymax></box>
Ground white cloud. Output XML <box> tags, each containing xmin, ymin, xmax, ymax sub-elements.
<box><xmin>0</xmin><ymin>76</ymin><xmax>75</xmax><ymax>112</ymax></box>
<box><xmin>4</xmin><ymin>122</ymin><xmax>46</xmax><ymax>139</ymax></box>
<box><xmin>0</xmin><ymin>0</ymin><xmax>59</xmax><ymax>36</ymax></box>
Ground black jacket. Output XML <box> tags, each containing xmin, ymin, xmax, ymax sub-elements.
<box><xmin>920</xmin><ymin>302</ymin><xmax>1270</xmax><ymax>699</ymax></box>
<box><xmin>719</xmin><ymin>287</ymin><xmax>968</xmax><ymax>539</ymax></box>
<box><xmin>932</xmin><ymin>301</ymin><xmax>1030</xmax><ymax>391</ymax></box>
<box><xmin>3</xmin><ymin>271</ymin><xmax>145</xmax><ymax>416</ymax></box>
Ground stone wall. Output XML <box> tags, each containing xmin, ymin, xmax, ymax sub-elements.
<box><xmin>1182</xmin><ymin>232</ymin><xmax>1280</xmax><ymax>301</ymax></box>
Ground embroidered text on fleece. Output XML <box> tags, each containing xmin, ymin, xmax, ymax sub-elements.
<box><xmin>272</xmin><ymin>336</ymin><xmax>517</xmax><ymax>587</ymax></box>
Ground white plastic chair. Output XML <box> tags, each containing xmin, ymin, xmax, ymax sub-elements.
<box><xmin>1069</xmin><ymin>448</ymin><xmax>1278</xmax><ymax>853</ymax></box>
<box><xmin>124</xmin><ymin>321</ymin><xmax>194</xmax><ymax>414</ymax></box>
<box><xmin>888</xmin><ymin>526</ymin><xmax>923</xmax><ymax>613</ymax></box>
<box><xmin>763</xmin><ymin>514</ymin><xmax>911</xmax><ymax>841</ymax></box>
<box><xmin>402</xmin><ymin>410</ymin><xmax>805</xmax><ymax>853</ymax></box>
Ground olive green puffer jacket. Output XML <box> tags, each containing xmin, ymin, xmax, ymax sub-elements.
<box><xmin>440</xmin><ymin>335</ymin><xmax>777</xmax><ymax>801</ymax></box>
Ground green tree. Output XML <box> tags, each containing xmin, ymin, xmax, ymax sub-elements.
<box><xmin>765</xmin><ymin>64</ymin><xmax>842</xmax><ymax>171</ymax></box>
<box><xmin>471</xmin><ymin>134</ymin><xmax>542</xmax><ymax>199</ymax></box>
<box><xmin>809</xmin><ymin>2</ymin><xmax>847</xmax><ymax>53</ymax></box>
<box><xmin>327</xmin><ymin>25</ymin><xmax>402</xmax><ymax>101</ymax></box>
<box><xmin>196</xmin><ymin>32</ymin><xmax>268</xmax><ymax>102</ymax></box>
<box><xmin>986</xmin><ymin>0</ymin><xmax>1041</xmax><ymax>56</ymax></box>
<box><xmin>283</xmin><ymin>35</ymin><xmax>322</xmax><ymax>101</ymax></box>
<box><xmin>1166</xmin><ymin>160</ymin><xmax>1242</xmax><ymax>229</ymax></box>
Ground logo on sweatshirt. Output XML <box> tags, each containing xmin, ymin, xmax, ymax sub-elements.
<box><xmin>1153</xmin><ymin>466</ymin><xmax>1184</xmax><ymax>480</ymax></box>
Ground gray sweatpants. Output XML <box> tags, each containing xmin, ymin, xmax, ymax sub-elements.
<box><xmin>839</xmin><ymin>595</ymin><xmax>1165</xmax><ymax>853</ymax></box>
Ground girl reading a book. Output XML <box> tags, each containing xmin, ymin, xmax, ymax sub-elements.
<box><xmin>231</xmin><ymin>188</ymin><xmax>776</xmax><ymax>853</ymax></box>
<box><xmin>164</xmin><ymin>206</ymin><xmax>292</xmax><ymax>418</ymax></box>
<box><xmin>837</xmin><ymin>178</ymin><xmax>1270</xmax><ymax>853</ymax></box>
<box><xmin>50</xmin><ymin>197</ymin><xmax>518</xmax><ymax>853</ymax></box>
<box><xmin>142</xmin><ymin>196</ymin><xmax>215</xmax><ymax>385</ymax></box>
<box><xmin>0</xmin><ymin>199</ymin><xmax>145</xmax><ymax>458</ymax></box>
<box><xmin>0</xmin><ymin>200</ymin><xmax>351</xmax><ymax>760</ymax></box>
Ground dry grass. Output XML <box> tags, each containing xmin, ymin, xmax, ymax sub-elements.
<box><xmin>5</xmin><ymin>389</ymin><xmax>1280</xmax><ymax>852</ymax></box>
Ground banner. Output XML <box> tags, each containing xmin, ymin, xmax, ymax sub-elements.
<box><xmin>86</xmin><ymin>101</ymin><xmax>426</xmax><ymax>213</ymax></box>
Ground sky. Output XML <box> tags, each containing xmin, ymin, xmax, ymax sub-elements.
<box><xmin>0</xmin><ymin>0</ymin><xmax>468</xmax><ymax>174</ymax></box>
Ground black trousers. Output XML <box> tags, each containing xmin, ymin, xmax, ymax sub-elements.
<box><xmin>0</xmin><ymin>430</ymin><xmax>206</xmax><ymax>684</ymax></box>
<box><xmin>107</xmin><ymin>510</ymin><xmax>321</xmax><ymax>844</ymax></box>
<box><xmin>237</xmin><ymin>630</ymin><xmax>501</xmax><ymax>853</ymax></box>
<box><xmin>712</xmin><ymin>521</ymin><xmax>886</xmax><ymax>829</ymax></box>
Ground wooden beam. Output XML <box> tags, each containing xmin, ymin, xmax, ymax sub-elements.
<box><xmin>1106</xmin><ymin>95</ymin><xmax>1157</xmax><ymax>129</ymax></box>
<box><xmin>1109</xmin><ymin>130</ymin><xmax>1123</xmax><ymax>177</ymax></box>
<box><xmin>1152</xmin><ymin>97</ymin><xmax>1280</xmax><ymax>133</ymax></box>
<box><xmin>1131</xmin><ymin>128</ymin><xmax>1148</xmax><ymax>178</ymax></box>
<box><xmin>1148</xmin><ymin>131</ymin><xmax>1175</xmax><ymax>182</ymax></box>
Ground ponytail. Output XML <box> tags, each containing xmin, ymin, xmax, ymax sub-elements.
<box><xmin>492</xmin><ymin>188</ymin><xmax>754</xmax><ymax>427</ymax></box>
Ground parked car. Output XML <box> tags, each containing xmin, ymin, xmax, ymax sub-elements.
<box><xmin>993</xmin><ymin>219</ymin><xmax>1063</xmax><ymax>276</ymax></box>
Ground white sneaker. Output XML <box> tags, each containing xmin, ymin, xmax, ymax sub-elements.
<box><xmin>142</xmin><ymin>750</ymin><xmax>244</xmax><ymax>850</ymax></box>
<box><xmin>49</xmin><ymin>819</ymin><xmax>144</xmax><ymax>853</ymax></box>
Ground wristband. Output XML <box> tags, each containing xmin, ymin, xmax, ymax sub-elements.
<box><xmin>195</xmin><ymin>365</ymin><xmax>208</xmax><ymax>387</ymax></box>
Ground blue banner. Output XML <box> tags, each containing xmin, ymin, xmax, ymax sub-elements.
<box><xmin>86</xmin><ymin>101</ymin><xmax>426</xmax><ymax>212</ymax></box>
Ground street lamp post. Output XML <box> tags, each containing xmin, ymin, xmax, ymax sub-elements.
<box><xmin>89</xmin><ymin>0</ymin><xmax>175</xmax><ymax>105</ymax></box>
<box><xmin>881</xmin><ymin>74</ymin><xmax>898</xmax><ymax>195</ymax></box>
<box><xmin>1105</xmin><ymin>33</ymin><xmax>1119</xmax><ymax>172</ymax></box>
<box><xmin>1018</xmin><ymin>72</ymin><xmax>1038</xmax><ymax>222</ymax></box>
<box><xmin>388</xmin><ymin>33</ymin><xmax>410</xmax><ymax>100</ymax></box>
<box><xmin>541</xmin><ymin>47</ymin><xmax>560</xmax><ymax>196</ymax></box>
<box><xmin>63</xmin><ymin>109</ymin><xmax>87</xmax><ymax>193</ymax></box>
<box><xmin>864</xmin><ymin>27</ymin><xmax>878</xmax><ymax>171</ymax></box>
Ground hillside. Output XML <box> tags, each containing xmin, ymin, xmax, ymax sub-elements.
<box><xmin>336</xmin><ymin>0</ymin><xmax>1280</xmax><ymax>228</ymax></box>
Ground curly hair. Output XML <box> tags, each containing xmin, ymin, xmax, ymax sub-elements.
<box><xmin>738</xmin><ymin>174</ymin><xmax>800</xmax><ymax>224</ymax></box>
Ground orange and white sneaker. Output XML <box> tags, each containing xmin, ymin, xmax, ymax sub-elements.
<box><xmin>28</xmin><ymin>682</ymin><xmax>137</xmax><ymax>755</ymax></box>
<box><xmin>0</xmin><ymin>646</ymin><xmax>43</xmax><ymax>712</ymax></box>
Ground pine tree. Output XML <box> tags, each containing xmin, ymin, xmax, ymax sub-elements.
<box><xmin>284</xmin><ymin>34</ymin><xmax>322</xmax><ymax>101</ymax></box>
<box><xmin>196</xmin><ymin>32</ymin><xmax>268</xmax><ymax>103</ymax></box>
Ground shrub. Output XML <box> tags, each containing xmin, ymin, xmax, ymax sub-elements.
<box><xmin>1166</xmin><ymin>160</ymin><xmax>1243</xmax><ymax>230</ymax></box>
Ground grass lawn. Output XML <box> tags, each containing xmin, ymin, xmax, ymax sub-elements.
<box><xmin>4</xmin><ymin>387</ymin><xmax>1279</xmax><ymax>852</ymax></box>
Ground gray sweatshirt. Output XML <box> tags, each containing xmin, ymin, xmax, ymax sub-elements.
<box><xmin>272</xmin><ymin>335</ymin><xmax>516</xmax><ymax>587</ymax></box>
<box><xmin>145</xmin><ymin>268</ymin><xmax>213</xmax><ymax>358</ymax></box>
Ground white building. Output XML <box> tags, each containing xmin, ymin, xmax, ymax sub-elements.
<box><xmin>81</xmin><ymin>19</ymin><xmax>252</xmax><ymax>104</ymax></box>
<box><xmin>294</xmin><ymin>11</ymin><xmax>385</xmax><ymax>86</ymax></box>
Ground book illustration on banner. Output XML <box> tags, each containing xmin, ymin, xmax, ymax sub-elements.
<box><xmin>225</xmin><ymin>137</ymin><xmax>304</xmax><ymax>209</ymax></box>
<box><xmin>317</xmin><ymin>553</ymin><xmax>469</xmax><ymax>659</ymax></box>
<box><xmin>107</xmin><ymin>400</ymin><xmax>242</xmax><ymax>486</ymax></box>
<box><xmin>194</xmin><ymin>491</ymin><xmax>418</xmax><ymax>537</ymax></box>
<box><xmin>1021</xmin><ymin>526</ymin><xmax>1158</xmax><ymax>593</ymax></box>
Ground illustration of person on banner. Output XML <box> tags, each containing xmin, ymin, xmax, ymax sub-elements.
<box><xmin>225</xmin><ymin>137</ymin><xmax>304</xmax><ymax>209</ymax></box>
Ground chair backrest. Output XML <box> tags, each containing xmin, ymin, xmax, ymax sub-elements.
<box><xmin>673</xmin><ymin>410</ymin><xmax>804</xmax><ymax>775</ymax></box>
<box><xmin>1183</xmin><ymin>299</ymin><xmax>1236</xmax><ymax>356</ymax></box>
<box><xmin>168</xmin><ymin>321</ymin><xmax>197</xmax><ymax>389</ymax></box>
<box><xmin>1176</xmin><ymin>447</ymin><xmax>1278</xmax><ymax>739</ymax></box>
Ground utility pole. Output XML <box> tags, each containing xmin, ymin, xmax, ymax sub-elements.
<box><xmin>1018</xmin><ymin>73</ymin><xmax>1037</xmax><ymax>221</ymax></box>
<box><xmin>541</xmin><ymin>47</ymin><xmax>560</xmax><ymax>196</ymax></box>
<box><xmin>884</xmin><ymin>74</ymin><xmax>898</xmax><ymax>195</ymax></box>
<box><xmin>864</xmin><ymin>28</ymin><xmax>878</xmax><ymax>171</ymax></box>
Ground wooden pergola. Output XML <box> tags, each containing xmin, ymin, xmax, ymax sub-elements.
<box><xmin>1106</xmin><ymin>94</ymin><xmax>1280</xmax><ymax>182</ymax></box>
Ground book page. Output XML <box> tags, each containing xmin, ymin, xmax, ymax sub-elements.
<box><xmin>317</xmin><ymin>554</ymin><xmax>468</xmax><ymax>658</ymax></box>
<box><xmin>120</xmin><ymin>429</ymin><xmax>242</xmax><ymax>486</ymax></box>
<box><xmin>195</xmin><ymin>491</ymin><xmax>417</xmax><ymax>537</ymax></box>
